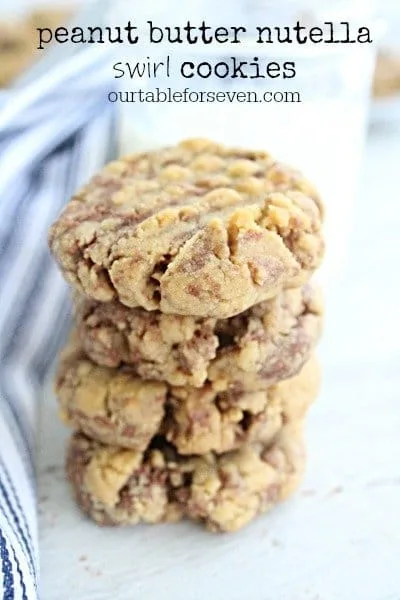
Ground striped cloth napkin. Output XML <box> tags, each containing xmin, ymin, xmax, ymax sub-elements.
<box><xmin>0</xmin><ymin>45</ymin><xmax>116</xmax><ymax>599</ymax></box>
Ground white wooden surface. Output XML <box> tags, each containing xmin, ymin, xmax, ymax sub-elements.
<box><xmin>38</xmin><ymin>125</ymin><xmax>400</xmax><ymax>600</ymax></box>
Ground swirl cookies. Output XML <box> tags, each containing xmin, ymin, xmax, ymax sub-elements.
<box><xmin>49</xmin><ymin>139</ymin><xmax>324</xmax><ymax>318</ymax></box>
<box><xmin>49</xmin><ymin>139</ymin><xmax>325</xmax><ymax>532</ymax></box>
<box><xmin>66</xmin><ymin>424</ymin><xmax>305</xmax><ymax>532</ymax></box>
<box><xmin>74</xmin><ymin>284</ymin><xmax>322</xmax><ymax>388</ymax></box>
<box><xmin>56</xmin><ymin>342</ymin><xmax>319</xmax><ymax>454</ymax></box>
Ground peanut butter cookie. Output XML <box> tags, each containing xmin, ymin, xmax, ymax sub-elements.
<box><xmin>75</xmin><ymin>284</ymin><xmax>322</xmax><ymax>389</ymax></box>
<box><xmin>49</xmin><ymin>139</ymin><xmax>324</xmax><ymax>318</ymax></box>
<box><xmin>182</xmin><ymin>423</ymin><xmax>305</xmax><ymax>532</ymax></box>
<box><xmin>66</xmin><ymin>432</ymin><xmax>184</xmax><ymax>527</ymax></box>
<box><xmin>55</xmin><ymin>340</ymin><xmax>167</xmax><ymax>452</ymax></box>
<box><xmin>66</xmin><ymin>424</ymin><xmax>305</xmax><ymax>532</ymax></box>
<box><xmin>56</xmin><ymin>337</ymin><xmax>318</xmax><ymax>453</ymax></box>
<box><xmin>165</xmin><ymin>357</ymin><xmax>318</xmax><ymax>455</ymax></box>
<box><xmin>0</xmin><ymin>9</ymin><xmax>71</xmax><ymax>87</ymax></box>
<box><xmin>0</xmin><ymin>22</ymin><xmax>36</xmax><ymax>87</ymax></box>
<box><xmin>373</xmin><ymin>52</ymin><xmax>400</xmax><ymax>98</ymax></box>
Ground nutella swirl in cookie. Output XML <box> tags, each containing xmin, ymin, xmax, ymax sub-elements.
<box><xmin>55</xmin><ymin>336</ymin><xmax>319</xmax><ymax>455</ymax></box>
<box><xmin>74</xmin><ymin>284</ymin><xmax>322</xmax><ymax>389</ymax></box>
<box><xmin>66</xmin><ymin>424</ymin><xmax>305</xmax><ymax>532</ymax></box>
<box><xmin>49</xmin><ymin>139</ymin><xmax>324</xmax><ymax>318</ymax></box>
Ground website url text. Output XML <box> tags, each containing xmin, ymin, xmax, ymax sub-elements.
<box><xmin>108</xmin><ymin>88</ymin><xmax>302</xmax><ymax>104</ymax></box>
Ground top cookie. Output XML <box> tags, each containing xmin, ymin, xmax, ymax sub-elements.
<box><xmin>49</xmin><ymin>139</ymin><xmax>324</xmax><ymax>318</ymax></box>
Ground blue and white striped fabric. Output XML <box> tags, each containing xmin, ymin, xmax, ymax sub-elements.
<box><xmin>0</xmin><ymin>46</ymin><xmax>116</xmax><ymax>599</ymax></box>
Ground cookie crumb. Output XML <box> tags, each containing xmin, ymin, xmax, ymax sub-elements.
<box><xmin>327</xmin><ymin>485</ymin><xmax>343</xmax><ymax>496</ymax></box>
<box><xmin>271</xmin><ymin>538</ymin><xmax>282</xmax><ymax>547</ymax></box>
<box><xmin>301</xmin><ymin>488</ymin><xmax>316</xmax><ymax>497</ymax></box>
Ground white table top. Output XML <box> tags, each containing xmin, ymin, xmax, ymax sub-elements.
<box><xmin>38</xmin><ymin>124</ymin><xmax>400</xmax><ymax>600</ymax></box>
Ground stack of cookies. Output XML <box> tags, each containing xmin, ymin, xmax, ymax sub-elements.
<box><xmin>49</xmin><ymin>139</ymin><xmax>324</xmax><ymax>533</ymax></box>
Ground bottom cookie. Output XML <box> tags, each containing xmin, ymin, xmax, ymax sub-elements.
<box><xmin>66</xmin><ymin>424</ymin><xmax>305</xmax><ymax>533</ymax></box>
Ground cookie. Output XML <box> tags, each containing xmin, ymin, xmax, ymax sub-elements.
<box><xmin>75</xmin><ymin>284</ymin><xmax>322</xmax><ymax>389</ymax></box>
<box><xmin>182</xmin><ymin>423</ymin><xmax>305</xmax><ymax>532</ymax></box>
<box><xmin>0</xmin><ymin>9</ymin><xmax>70</xmax><ymax>88</ymax></box>
<box><xmin>373</xmin><ymin>52</ymin><xmax>400</xmax><ymax>98</ymax></box>
<box><xmin>49</xmin><ymin>139</ymin><xmax>324</xmax><ymax>318</ymax></box>
<box><xmin>66</xmin><ymin>432</ymin><xmax>184</xmax><ymax>527</ymax></box>
<box><xmin>56</xmin><ymin>337</ymin><xmax>319</xmax><ymax>453</ymax></box>
<box><xmin>0</xmin><ymin>22</ymin><xmax>36</xmax><ymax>87</ymax></box>
<box><xmin>165</xmin><ymin>357</ymin><xmax>318</xmax><ymax>454</ymax></box>
<box><xmin>55</xmin><ymin>340</ymin><xmax>167</xmax><ymax>451</ymax></box>
<box><xmin>66</xmin><ymin>424</ymin><xmax>305</xmax><ymax>532</ymax></box>
<box><xmin>28</xmin><ymin>8</ymin><xmax>72</xmax><ymax>31</ymax></box>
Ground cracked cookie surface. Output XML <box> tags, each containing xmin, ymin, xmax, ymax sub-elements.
<box><xmin>75</xmin><ymin>284</ymin><xmax>322</xmax><ymax>389</ymax></box>
<box><xmin>66</xmin><ymin>424</ymin><xmax>305</xmax><ymax>532</ymax></box>
<box><xmin>66</xmin><ymin>432</ymin><xmax>184</xmax><ymax>527</ymax></box>
<box><xmin>165</xmin><ymin>357</ymin><xmax>318</xmax><ymax>455</ymax></box>
<box><xmin>49</xmin><ymin>139</ymin><xmax>324</xmax><ymax>318</ymax></box>
<box><xmin>56</xmin><ymin>336</ymin><xmax>318</xmax><ymax>453</ymax></box>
